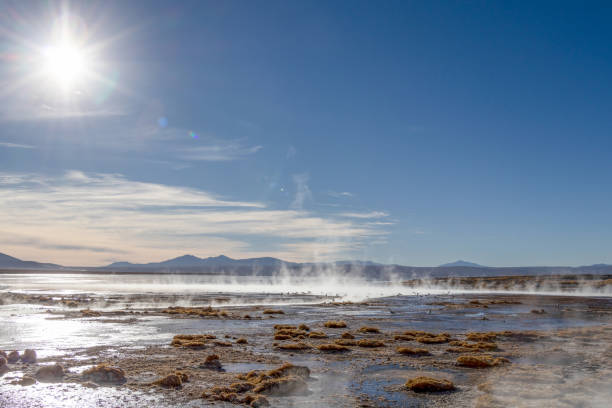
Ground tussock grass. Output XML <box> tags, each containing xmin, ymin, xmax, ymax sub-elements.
<box><xmin>358</xmin><ymin>326</ymin><xmax>380</xmax><ymax>333</ymax></box>
<box><xmin>405</xmin><ymin>376</ymin><xmax>455</xmax><ymax>392</ymax></box>
<box><xmin>324</xmin><ymin>321</ymin><xmax>347</xmax><ymax>328</ymax></box>
<box><xmin>317</xmin><ymin>343</ymin><xmax>350</xmax><ymax>352</ymax></box>
<box><xmin>456</xmin><ymin>354</ymin><xmax>509</xmax><ymax>368</ymax></box>
<box><xmin>397</xmin><ymin>346</ymin><xmax>430</xmax><ymax>356</ymax></box>
<box><xmin>357</xmin><ymin>339</ymin><xmax>385</xmax><ymax>348</ymax></box>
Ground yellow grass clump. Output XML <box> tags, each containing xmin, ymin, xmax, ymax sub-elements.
<box><xmin>276</xmin><ymin>342</ymin><xmax>311</xmax><ymax>351</ymax></box>
<box><xmin>324</xmin><ymin>320</ymin><xmax>347</xmax><ymax>328</ymax></box>
<box><xmin>456</xmin><ymin>354</ymin><xmax>510</xmax><ymax>368</ymax></box>
<box><xmin>308</xmin><ymin>331</ymin><xmax>328</xmax><ymax>339</ymax></box>
<box><xmin>466</xmin><ymin>332</ymin><xmax>498</xmax><ymax>342</ymax></box>
<box><xmin>317</xmin><ymin>343</ymin><xmax>350</xmax><ymax>352</ymax></box>
<box><xmin>358</xmin><ymin>326</ymin><xmax>381</xmax><ymax>333</ymax></box>
<box><xmin>81</xmin><ymin>364</ymin><xmax>126</xmax><ymax>384</ymax></box>
<box><xmin>357</xmin><ymin>339</ymin><xmax>385</xmax><ymax>348</ymax></box>
<box><xmin>405</xmin><ymin>376</ymin><xmax>455</xmax><ymax>392</ymax></box>
<box><xmin>335</xmin><ymin>339</ymin><xmax>358</xmax><ymax>346</ymax></box>
<box><xmin>154</xmin><ymin>373</ymin><xmax>184</xmax><ymax>387</ymax></box>
<box><xmin>447</xmin><ymin>341</ymin><xmax>497</xmax><ymax>352</ymax></box>
<box><xmin>341</xmin><ymin>332</ymin><xmax>355</xmax><ymax>339</ymax></box>
<box><xmin>397</xmin><ymin>347</ymin><xmax>430</xmax><ymax>356</ymax></box>
<box><xmin>162</xmin><ymin>306</ymin><xmax>219</xmax><ymax>317</ymax></box>
<box><xmin>274</xmin><ymin>324</ymin><xmax>296</xmax><ymax>330</ymax></box>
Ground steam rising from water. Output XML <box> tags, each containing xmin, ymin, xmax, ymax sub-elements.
<box><xmin>1</xmin><ymin>266</ymin><xmax>610</xmax><ymax>306</ymax></box>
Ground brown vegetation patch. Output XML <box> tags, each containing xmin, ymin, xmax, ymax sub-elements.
<box><xmin>236</xmin><ymin>337</ymin><xmax>248</xmax><ymax>344</ymax></box>
<box><xmin>12</xmin><ymin>376</ymin><xmax>36</xmax><ymax>386</ymax></box>
<box><xmin>153</xmin><ymin>373</ymin><xmax>184</xmax><ymax>387</ymax></box>
<box><xmin>308</xmin><ymin>331</ymin><xmax>328</xmax><ymax>339</ymax></box>
<box><xmin>397</xmin><ymin>346</ymin><xmax>430</xmax><ymax>356</ymax></box>
<box><xmin>274</xmin><ymin>324</ymin><xmax>296</xmax><ymax>330</ymax></box>
<box><xmin>81</xmin><ymin>309</ymin><xmax>102</xmax><ymax>317</ymax></box>
<box><xmin>162</xmin><ymin>306</ymin><xmax>220</xmax><ymax>317</ymax></box>
<box><xmin>200</xmin><ymin>354</ymin><xmax>223</xmax><ymax>370</ymax></box>
<box><xmin>35</xmin><ymin>363</ymin><xmax>64</xmax><ymax>381</ymax></box>
<box><xmin>466</xmin><ymin>332</ymin><xmax>498</xmax><ymax>342</ymax></box>
<box><xmin>456</xmin><ymin>354</ymin><xmax>510</xmax><ymax>368</ymax></box>
<box><xmin>252</xmin><ymin>376</ymin><xmax>308</xmax><ymax>396</ymax></box>
<box><xmin>263</xmin><ymin>309</ymin><xmax>284</xmax><ymax>314</ymax></box>
<box><xmin>21</xmin><ymin>349</ymin><xmax>37</xmax><ymax>363</ymax></box>
<box><xmin>276</xmin><ymin>342</ymin><xmax>311</xmax><ymax>351</ymax></box>
<box><xmin>7</xmin><ymin>351</ymin><xmax>19</xmax><ymax>363</ymax></box>
<box><xmin>416</xmin><ymin>335</ymin><xmax>451</xmax><ymax>344</ymax></box>
<box><xmin>324</xmin><ymin>320</ymin><xmax>347</xmax><ymax>328</ymax></box>
<box><xmin>317</xmin><ymin>343</ymin><xmax>350</xmax><ymax>352</ymax></box>
<box><xmin>298</xmin><ymin>324</ymin><xmax>310</xmax><ymax>331</ymax></box>
<box><xmin>171</xmin><ymin>333</ymin><xmax>216</xmax><ymax>348</ymax></box>
<box><xmin>213</xmin><ymin>340</ymin><xmax>233</xmax><ymax>347</ymax></box>
<box><xmin>341</xmin><ymin>332</ymin><xmax>355</xmax><ymax>339</ymax></box>
<box><xmin>335</xmin><ymin>339</ymin><xmax>358</xmax><ymax>346</ymax></box>
<box><xmin>358</xmin><ymin>326</ymin><xmax>381</xmax><ymax>333</ymax></box>
<box><xmin>81</xmin><ymin>364</ymin><xmax>127</xmax><ymax>384</ymax></box>
<box><xmin>405</xmin><ymin>376</ymin><xmax>455</xmax><ymax>392</ymax></box>
<box><xmin>447</xmin><ymin>341</ymin><xmax>497</xmax><ymax>352</ymax></box>
<box><xmin>357</xmin><ymin>339</ymin><xmax>385</xmax><ymax>348</ymax></box>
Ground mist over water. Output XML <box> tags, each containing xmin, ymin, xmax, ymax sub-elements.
<box><xmin>1</xmin><ymin>270</ymin><xmax>610</xmax><ymax>305</ymax></box>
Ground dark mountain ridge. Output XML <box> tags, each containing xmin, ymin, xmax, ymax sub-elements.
<box><xmin>1</xmin><ymin>251</ymin><xmax>612</xmax><ymax>279</ymax></box>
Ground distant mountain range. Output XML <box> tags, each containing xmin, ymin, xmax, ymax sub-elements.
<box><xmin>439</xmin><ymin>260</ymin><xmax>486</xmax><ymax>268</ymax></box>
<box><xmin>106</xmin><ymin>254</ymin><xmax>292</xmax><ymax>269</ymax></box>
<box><xmin>1</xmin><ymin>251</ymin><xmax>612</xmax><ymax>278</ymax></box>
<box><xmin>0</xmin><ymin>252</ymin><xmax>60</xmax><ymax>269</ymax></box>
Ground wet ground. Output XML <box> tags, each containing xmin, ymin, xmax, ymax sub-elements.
<box><xmin>1</xmin><ymin>272</ymin><xmax>611</xmax><ymax>407</ymax></box>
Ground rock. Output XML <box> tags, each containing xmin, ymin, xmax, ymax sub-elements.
<box><xmin>81</xmin><ymin>364</ymin><xmax>126</xmax><ymax>384</ymax></box>
<box><xmin>7</xmin><ymin>351</ymin><xmax>20</xmax><ymax>363</ymax></box>
<box><xmin>22</xmin><ymin>349</ymin><xmax>37</xmax><ymax>363</ymax></box>
<box><xmin>35</xmin><ymin>364</ymin><xmax>65</xmax><ymax>381</ymax></box>
<box><xmin>0</xmin><ymin>357</ymin><xmax>8</xmax><ymax>376</ymax></box>
<box><xmin>13</xmin><ymin>376</ymin><xmax>36</xmax><ymax>386</ymax></box>
<box><xmin>252</xmin><ymin>376</ymin><xmax>308</xmax><ymax>396</ymax></box>
<box><xmin>200</xmin><ymin>354</ymin><xmax>223</xmax><ymax>371</ymax></box>
<box><xmin>250</xmin><ymin>395</ymin><xmax>270</xmax><ymax>407</ymax></box>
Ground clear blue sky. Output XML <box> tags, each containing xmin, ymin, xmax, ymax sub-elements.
<box><xmin>0</xmin><ymin>0</ymin><xmax>611</xmax><ymax>266</ymax></box>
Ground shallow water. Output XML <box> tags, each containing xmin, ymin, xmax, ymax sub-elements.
<box><xmin>1</xmin><ymin>272</ymin><xmax>611</xmax><ymax>407</ymax></box>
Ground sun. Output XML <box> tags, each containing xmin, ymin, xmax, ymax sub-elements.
<box><xmin>43</xmin><ymin>42</ymin><xmax>88</xmax><ymax>90</ymax></box>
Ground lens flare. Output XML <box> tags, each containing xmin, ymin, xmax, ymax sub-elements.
<box><xmin>43</xmin><ymin>43</ymin><xmax>87</xmax><ymax>89</ymax></box>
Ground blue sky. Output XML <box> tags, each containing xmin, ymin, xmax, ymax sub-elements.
<box><xmin>0</xmin><ymin>0</ymin><xmax>611</xmax><ymax>266</ymax></box>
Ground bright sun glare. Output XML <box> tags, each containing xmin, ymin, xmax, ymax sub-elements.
<box><xmin>43</xmin><ymin>42</ymin><xmax>88</xmax><ymax>89</ymax></box>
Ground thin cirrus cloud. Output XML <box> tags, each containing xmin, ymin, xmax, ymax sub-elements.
<box><xmin>176</xmin><ymin>143</ymin><xmax>262</xmax><ymax>161</ymax></box>
<box><xmin>339</xmin><ymin>211</ymin><xmax>389</xmax><ymax>219</ymax></box>
<box><xmin>0</xmin><ymin>171</ymin><xmax>391</xmax><ymax>266</ymax></box>
<box><xmin>0</xmin><ymin>141</ymin><xmax>36</xmax><ymax>149</ymax></box>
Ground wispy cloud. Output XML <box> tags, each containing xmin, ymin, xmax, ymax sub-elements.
<box><xmin>0</xmin><ymin>141</ymin><xmax>36</xmax><ymax>149</ymax></box>
<box><xmin>327</xmin><ymin>191</ymin><xmax>354</xmax><ymax>198</ymax></box>
<box><xmin>0</xmin><ymin>171</ymin><xmax>390</xmax><ymax>265</ymax></box>
<box><xmin>177</xmin><ymin>143</ymin><xmax>262</xmax><ymax>161</ymax></box>
<box><xmin>290</xmin><ymin>173</ymin><xmax>313</xmax><ymax>210</ymax></box>
<box><xmin>340</xmin><ymin>211</ymin><xmax>389</xmax><ymax>219</ymax></box>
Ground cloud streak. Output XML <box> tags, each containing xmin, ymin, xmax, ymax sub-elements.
<box><xmin>0</xmin><ymin>171</ymin><xmax>391</xmax><ymax>265</ymax></box>
<box><xmin>0</xmin><ymin>141</ymin><xmax>36</xmax><ymax>149</ymax></box>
